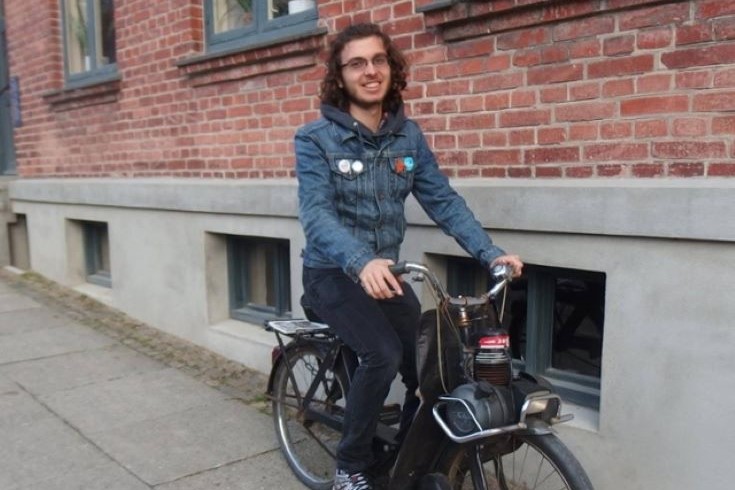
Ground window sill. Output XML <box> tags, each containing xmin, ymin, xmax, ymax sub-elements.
<box><xmin>176</xmin><ymin>26</ymin><xmax>327</xmax><ymax>87</ymax></box>
<box><xmin>42</xmin><ymin>75</ymin><xmax>122</xmax><ymax>112</ymax></box>
<box><xmin>417</xmin><ymin>0</ymin><xmax>666</xmax><ymax>42</ymax></box>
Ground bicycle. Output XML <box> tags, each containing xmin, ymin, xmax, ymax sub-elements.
<box><xmin>266</xmin><ymin>261</ymin><xmax>594</xmax><ymax>490</ymax></box>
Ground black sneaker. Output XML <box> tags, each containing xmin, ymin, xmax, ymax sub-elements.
<box><xmin>333</xmin><ymin>469</ymin><xmax>373</xmax><ymax>490</ymax></box>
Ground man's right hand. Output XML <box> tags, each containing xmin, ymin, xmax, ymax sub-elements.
<box><xmin>359</xmin><ymin>258</ymin><xmax>403</xmax><ymax>300</ymax></box>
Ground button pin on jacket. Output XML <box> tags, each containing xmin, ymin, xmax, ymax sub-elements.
<box><xmin>404</xmin><ymin>156</ymin><xmax>415</xmax><ymax>171</ymax></box>
<box><xmin>351</xmin><ymin>160</ymin><xmax>364</xmax><ymax>173</ymax></box>
<box><xmin>338</xmin><ymin>159</ymin><xmax>351</xmax><ymax>174</ymax></box>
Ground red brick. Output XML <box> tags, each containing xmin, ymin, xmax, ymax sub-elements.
<box><xmin>601</xmin><ymin>121</ymin><xmax>633</xmax><ymax>139</ymax></box>
<box><xmin>499</xmin><ymin>109</ymin><xmax>551</xmax><ymax>127</ymax></box>
<box><xmin>473</xmin><ymin>149</ymin><xmax>522</xmax><ymax>165</ymax></box>
<box><xmin>637</xmin><ymin>27</ymin><xmax>673</xmax><ymax>49</ymax></box>
<box><xmin>473</xmin><ymin>73</ymin><xmax>524</xmax><ymax>92</ymax></box>
<box><xmin>603</xmin><ymin>79</ymin><xmax>635</xmax><ymax>97</ymax></box>
<box><xmin>676</xmin><ymin>23</ymin><xmax>714</xmax><ymax>45</ymax></box>
<box><xmin>693</xmin><ymin>91</ymin><xmax>735</xmax><ymax>111</ymax></box>
<box><xmin>484</xmin><ymin>93</ymin><xmax>511</xmax><ymax>110</ymax></box>
<box><xmin>714</xmin><ymin>68</ymin><xmax>735</xmax><ymax>87</ymax></box>
<box><xmin>513</xmin><ymin>49</ymin><xmax>543</xmax><ymax>67</ymax></box>
<box><xmin>556</xmin><ymin>102</ymin><xmax>615</xmax><ymax>122</ymax></box>
<box><xmin>553</xmin><ymin>16</ymin><xmax>615</xmax><ymax>41</ymax></box>
<box><xmin>527</xmin><ymin>63</ymin><xmax>584</xmax><ymax>85</ymax></box>
<box><xmin>508</xmin><ymin>167</ymin><xmax>533</xmax><ymax>178</ymax></box>
<box><xmin>712</xmin><ymin>116</ymin><xmax>735</xmax><ymax>134</ymax></box>
<box><xmin>536</xmin><ymin>166</ymin><xmax>564</xmax><ymax>178</ymax></box>
<box><xmin>511</xmin><ymin>90</ymin><xmax>537</xmax><ymax>107</ymax></box>
<box><xmin>598</xmin><ymin>164</ymin><xmax>625</xmax><ymax>176</ymax></box>
<box><xmin>708</xmin><ymin>162</ymin><xmax>735</xmax><ymax>175</ymax></box>
<box><xmin>672</xmin><ymin>118</ymin><xmax>708</xmax><ymax>137</ymax></box>
<box><xmin>714</xmin><ymin>17</ymin><xmax>735</xmax><ymax>40</ymax></box>
<box><xmin>497</xmin><ymin>27</ymin><xmax>551</xmax><ymax>50</ymax></box>
<box><xmin>635</xmin><ymin>119</ymin><xmax>669</xmax><ymax>138</ymax></box>
<box><xmin>669</xmin><ymin>162</ymin><xmax>706</xmax><ymax>177</ymax></box>
<box><xmin>584</xmin><ymin>143</ymin><xmax>649</xmax><ymax>161</ymax></box>
<box><xmin>653</xmin><ymin>141</ymin><xmax>727</xmax><ymax>159</ymax></box>
<box><xmin>449</xmin><ymin>114</ymin><xmax>496</xmax><ymax>130</ymax></box>
<box><xmin>565</xmin><ymin>166</ymin><xmax>594</xmax><ymax>178</ymax></box>
<box><xmin>662</xmin><ymin>43</ymin><xmax>735</xmax><ymax>69</ymax></box>
<box><xmin>676</xmin><ymin>71</ymin><xmax>714</xmax><ymax>89</ymax></box>
<box><xmin>696</xmin><ymin>0</ymin><xmax>735</xmax><ymax>20</ymax></box>
<box><xmin>568</xmin><ymin>38</ymin><xmax>601</xmax><ymax>59</ymax></box>
<box><xmin>570</xmin><ymin>82</ymin><xmax>600</xmax><ymax>101</ymax></box>
<box><xmin>604</xmin><ymin>35</ymin><xmax>636</xmax><ymax>56</ymax></box>
<box><xmin>538</xmin><ymin>127</ymin><xmax>568</xmax><ymax>145</ymax></box>
<box><xmin>540</xmin><ymin>86</ymin><xmax>568</xmax><ymax>103</ymax></box>
<box><xmin>509</xmin><ymin>129</ymin><xmax>535</xmax><ymax>145</ymax></box>
<box><xmin>589</xmin><ymin>55</ymin><xmax>655</xmax><ymax>79</ymax></box>
<box><xmin>569</xmin><ymin>123</ymin><xmax>599</xmax><ymax>141</ymax></box>
<box><xmin>636</xmin><ymin>74</ymin><xmax>673</xmax><ymax>94</ymax></box>
<box><xmin>525</xmin><ymin>147</ymin><xmax>580</xmax><ymax>164</ymax></box>
<box><xmin>619</xmin><ymin>3</ymin><xmax>690</xmax><ymax>30</ymax></box>
<box><xmin>632</xmin><ymin>163</ymin><xmax>665</xmax><ymax>177</ymax></box>
<box><xmin>621</xmin><ymin>95</ymin><xmax>689</xmax><ymax>116</ymax></box>
<box><xmin>541</xmin><ymin>45</ymin><xmax>570</xmax><ymax>64</ymax></box>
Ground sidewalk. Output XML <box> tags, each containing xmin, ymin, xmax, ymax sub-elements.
<box><xmin>0</xmin><ymin>269</ymin><xmax>305</xmax><ymax>489</ymax></box>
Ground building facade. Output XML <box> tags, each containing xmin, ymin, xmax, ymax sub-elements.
<box><xmin>1</xmin><ymin>1</ymin><xmax>734</xmax><ymax>488</ymax></box>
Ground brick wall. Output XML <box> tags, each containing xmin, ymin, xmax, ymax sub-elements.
<box><xmin>5</xmin><ymin>0</ymin><xmax>735</xmax><ymax>179</ymax></box>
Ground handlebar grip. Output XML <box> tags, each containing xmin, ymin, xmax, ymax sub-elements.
<box><xmin>388</xmin><ymin>261</ymin><xmax>409</xmax><ymax>276</ymax></box>
<box><xmin>491</xmin><ymin>263</ymin><xmax>513</xmax><ymax>282</ymax></box>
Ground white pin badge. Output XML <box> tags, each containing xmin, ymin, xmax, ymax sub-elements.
<box><xmin>351</xmin><ymin>160</ymin><xmax>364</xmax><ymax>173</ymax></box>
<box><xmin>337</xmin><ymin>159</ymin><xmax>352</xmax><ymax>174</ymax></box>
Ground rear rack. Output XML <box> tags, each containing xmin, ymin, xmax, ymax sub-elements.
<box><xmin>266</xmin><ymin>319</ymin><xmax>330</xmax><ymax>336</ymax></box>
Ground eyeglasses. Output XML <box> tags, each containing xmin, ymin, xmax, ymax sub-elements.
<box><xmin>340</xmin><ymin>54</ymin><xmax>390</xmax><ymax>72</ymax></box>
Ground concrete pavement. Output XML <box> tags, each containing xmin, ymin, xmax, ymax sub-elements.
<box><xmin>0</xmin><ymin>270</ymin><xmax>305</xmax><ymax>489</ymax></box>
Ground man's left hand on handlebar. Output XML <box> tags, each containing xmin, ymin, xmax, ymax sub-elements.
<box><xmin>491</xmin><ymin>255</ymin><xmax>524</xmax><ymax>279</ymax></box>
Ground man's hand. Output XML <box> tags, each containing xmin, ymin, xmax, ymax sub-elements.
<box><xmin>359</xmin><ymin>258</ymin><xmax>403</xmax><ymax>300</ymax></box>
<box><xmin>491</xmin><ymin>254</ymin><xmax>524</xmax><ymax>278</ymax></box>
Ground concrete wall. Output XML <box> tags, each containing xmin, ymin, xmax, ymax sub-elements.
<box><xmin>8</xmin><ymin>177</ymin><xmax>735</xmax><ymax>490</ymax></box>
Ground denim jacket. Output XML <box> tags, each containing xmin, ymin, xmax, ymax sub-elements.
<box><xmin>296</xmin><ymin>103</ymin><xmax>505</xmax><ymax>281</ymax></box>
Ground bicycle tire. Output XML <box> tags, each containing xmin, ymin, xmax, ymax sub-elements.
<box><xmin>272</xmin><ymin>344</ymin><xmax>348</xmax><ymax>490</ymax></box>
<box><xmin>439</xmin><ymin>433</ymin><xmax>593</xmax><ymax>490</ymax></box>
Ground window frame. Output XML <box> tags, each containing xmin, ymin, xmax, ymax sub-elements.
<box><xmin>204</xmin><ymin>0</ymin><xmax>318</xmax><ymax>54</ymax></box>
<box><xmin>82</xmin><ymin>220</ymin><xmax>112</xmax><ymax>288</ymax></box>
<box><xmin>227</xmin><ymin>235</ymin><xmax>291</xmax><ymax>324</ymax></box>
<box><xmin>445</xmin><ymin>256</ymin><xmax>604</xmax><ymax>409</ymax></box>
<box><xmin>60</xmin><ymin>0</ymin><xmax>118</xmax><ymax>88</ymax></box>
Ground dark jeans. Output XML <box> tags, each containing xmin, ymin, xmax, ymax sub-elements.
<box><xmin>302</xmin><ymin>266</ymin><xmax>421</xmax><ymax>473</ymax></box>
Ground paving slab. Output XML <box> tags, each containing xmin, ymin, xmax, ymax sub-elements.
<box><xmin>0</xmin><ymin>292</ymin><xmax>41</xmax><ymax>313</ymax></box>
<box><xmin>0</xmin><ymin>409</ymin><xmax>116</xmax><ymax>489</ymax></box>
<box><xmin>0</xmin><ymin>307</ymin><xmax>78</xmax><ymax>336</ymax></box>
<box><xmin>155</xmin><ymin>449</ymin><xmax>303</xmax><ymax>490</ymax></box>
<box><xmin>0</xmin><ymin>320</ymin><xmax>115</xmax><ymax>364</ymax></box>
<box><xmin>13</xmin><ymin>461</ymin><xmax>150</xmax><ymax>490</ymax></box>
<box><xmin>90</xmin><ymin>398</ymin><xmax>278</xmax><ymax>486</ymax></box>
<box><xmin>0</xmin><ymin>381</ymin><xmax>55</xmax><ymax>427</ymax></box>
<box><xmin>39</xmin><ymin>367</ymin><xmax>229</xmax><ymax>434</ymax></box>
<box><xmin>0</xmin><ymin>344</ymin><xmax>166</xmax><ymax>396</ymax></box>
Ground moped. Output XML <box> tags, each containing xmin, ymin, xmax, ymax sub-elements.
<box><xmin>266</xmin><ymin>261</ymin><xmax>593</xmax><ymax>489</ymax></box>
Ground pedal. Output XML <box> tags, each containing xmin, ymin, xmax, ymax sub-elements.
<box><xmin>378</xmin><ymin>403</ymin><xmax>402</xmax><ymax>426</ymax></box>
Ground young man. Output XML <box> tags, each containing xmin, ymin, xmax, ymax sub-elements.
<box><xmin>295</xmin><ymin>23</ymin><xmax>523</xmax><ymax>490</ymax></box>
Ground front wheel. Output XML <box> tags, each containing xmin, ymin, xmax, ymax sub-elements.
<box><xmin>272</xmin><ymin>344</ymin><xmax>348</xmax><ymax>489</ymax></box>
<box><xmin>439</xmin><ymin>433</ymin><xmax>593</xmax><ymax>490</ymax></box>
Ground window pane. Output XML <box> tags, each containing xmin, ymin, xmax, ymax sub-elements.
<box><xmin>65</xmin><ymin>0</ymin><xmax>90</xmax><ymax>73</ymax></box>
<box><xmin>551</xmin><ymin>275</ymin><xmax>604</xmax><ymax>378</ymax></box>
<box><xmin>98</xmin><ymin>0</ymin><xmax>116</xmax><ymax>66</ymax></box>
<box><xmin>213</xmin><ymin>0</ymin><xmax>254</xmax><ymax>34</ymax></box>
<box><xmin>230</xmin><ymin>236</ymin><xmax>290</xmax><ymax>318</ymax></box>
<box><xmin>269</xmin><ymin>0</ymin><xmax>289</xmax><ymax>19</ymax></box>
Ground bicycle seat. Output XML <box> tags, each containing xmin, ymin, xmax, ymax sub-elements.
<box><xmin>300</xmin><ymin>295</ymin><xmax>324</xmax><ymax>323</ymax></box>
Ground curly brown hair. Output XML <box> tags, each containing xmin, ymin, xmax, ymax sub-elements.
<box><xmin>320</xmin><ymin>23</ymin><xmax>408</xmax><ymax>114</ymax></box>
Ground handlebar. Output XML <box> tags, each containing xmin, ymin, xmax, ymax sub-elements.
<box><xmin>389</xmin><ymin>261</ymin><xmax>512</xmax><ymax>302</ymax></box>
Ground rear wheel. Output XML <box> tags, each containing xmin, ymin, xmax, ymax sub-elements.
<box><xmin>440</xmin><ymin>433</ymin><xmax>593</xmax><ymax>490</ymax></box>
<box><xmin>272</xmin><ymin>344</ymin><xmax>348</xmax><ymax>490</ymax></box>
